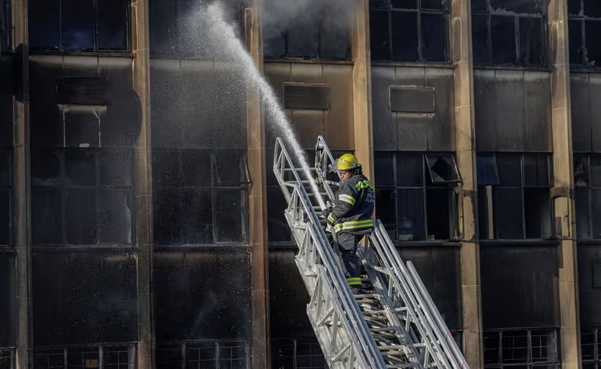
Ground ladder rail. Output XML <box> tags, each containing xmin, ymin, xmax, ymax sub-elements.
<box><xmin>274</xmin><ymin>140</ymin><xmax>388</xmax><ymax>368</ymax></box>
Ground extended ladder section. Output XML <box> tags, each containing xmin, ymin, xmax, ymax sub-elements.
<box><xmin>273</xmin><ymin>136</ymin><xmax>469</xmax><ymax>369</ymax></box>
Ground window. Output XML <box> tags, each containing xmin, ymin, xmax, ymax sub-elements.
<box><xmin>271</xmin><ymin>338</ymin><xmax>327</xmax><ymax>369</ymax></box>
<box><xmin>0</xmin><ymin>0</ymin><xmax>9</xmax><ymax>50</ymax></box>
<box><xmin>28</xmin><ymin>0</ymin><xmax>129</xmax><ymax>51</ymax></box>
<box><xmin>569</xmin><ymin>0</ymin><xmax>601</xmax><ymax>67</ymax></box>
<box><xmin>471</xmin><ymin>0</ymin><xmax>547</xmax><ymax>66</ymax></box>
<box><xmin>156</xmin><ymin>341</ymin><xmax>249</xmax><ymax>369</ymax></box>
<box><xmin>369</xmin><ymin>0</ymin><xmax>450</xmax><ymax>62</ymax></box>
<box><xmin>0</xmin><ymin>349</ymin><xmax>12</xmax><ymax>369</ymax></box>
<box><xmin>152</xmin><ymin>149</ymin><xmax>249</xmax><ymax>246</ymax></box>
<box><xmin>582</xmin><ymin>328</ymin><xmax>601</xmax><ymax>369</ymax></box>
<box><xmin>263</xmin><ymin>0</ymin><xmax>350</xmax><ymax>60</ymax></box>
<box><xmin>374</xmin><ymin>152</ymin><xmax>461</xmax><ymax>242</ymax></box>
<box><xmin>0</xmin><ymin>149</ymin><xmax>10</xmax><ymax>246</ymax></box>
<box><xmin>478</xmin><ymin>153</ymin><xmax>552</xmax><ymax>240</ymax></box>
<box><xmin>574</xmin><ymin>154</ymin><xmax>601</xmax><ymax>239</ymax></box>
<box><xmin>33</xmin><ymin>345</ymin><xmax>134</xmax><ymax>369</ymax></box>
<box><xmin>31</xmin><ymin>148</ymin><xmax>134</xmax><ymax>246</ymax></box>
<box><xmin>484</xmin><ymin>329</ymin><xmax>559</xmax><ymax>369</ymax></box>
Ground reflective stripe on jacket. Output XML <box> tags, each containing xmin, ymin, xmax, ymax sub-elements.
<box><xmin>329</xmin><ymin>174</ymin><xmax>375</xmax><ymax>235</ymax></box>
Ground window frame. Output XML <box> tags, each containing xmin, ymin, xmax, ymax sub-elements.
<box><xmin>574</xmin><ymin>154</ymin><xmax>601</xmax><ymax>240</ymax></box>
<box><xmin>471</xmin><ymin>0</ymin><xmax>548</xmax><ymax>67</ymax></box>
<box><xmin>370</xmin><ymin>0</ymin><xmax>451</xmax><ymax>63</ymax></box>
<box><xmin>483</xmin><ymin>328</ymin><xmax>560</xmax><ymax>369</ymax></box>
<box><xmin>568</xmin><ymin>0</ymin><xmax>601</xmax><ymax>69</ymax></box>
<box><xmin>28</xmin><ymin>0</ymin><xmax>131</xmax><ymax>53</ymax></box>
<box><xmin>375</xmin><ymin>151</ymin><xmax>461</xmax><ymax>243</ymax></box>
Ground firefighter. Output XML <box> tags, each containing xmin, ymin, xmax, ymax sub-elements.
<box><xmin>324</xmin><ymin>153</ymin><xmax>374</xmax><ymax>294</ymax></box>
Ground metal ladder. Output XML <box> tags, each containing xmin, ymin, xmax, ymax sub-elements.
<box><xmin>273</xmin><ymin>136</ymin><xmax>469</xmax><ymax>369</ymax></box>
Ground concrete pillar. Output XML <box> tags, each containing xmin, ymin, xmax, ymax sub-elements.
<box><xmin>131</xmin><ymin>0</ymin><xmax>155</xmax><ymax>368</ymax></box>
<box><xmin>351</xmin><ymin>0</ymin><xmax>374</xmax><ymax>181</ymax></box>
<box><xmin>450</xmin><ymin>0</ymin><xmax>484</xmax><ymax>367</ymax></box>
<box><xmin>12</xmin><ymin>0</ymin><xmax>32</xmax><ymax>368</ymax></box>
<box><xmin>245</xmin><ymin>4</ymin><xmax>270</xmax><ymax>368</ymax></box>
<box><xmin>548</xmin><ymin>1</ymin><xmax>581</xmax><ymax>368</ymax></box>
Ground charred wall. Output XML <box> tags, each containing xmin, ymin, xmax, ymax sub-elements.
<box><xmin>571</xmin><ymin>73</ymin><xmax>601</xmax><ymax>153</ymax></box>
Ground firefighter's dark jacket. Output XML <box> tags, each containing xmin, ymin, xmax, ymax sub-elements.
<box><xmin>327</xmin><ymin>174</ymin><xmax>375</xmax><ymax>234</ymax></box>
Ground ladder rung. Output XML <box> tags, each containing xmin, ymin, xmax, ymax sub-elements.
<box><xmin>370</xmin><ymin>327</ymin><xmax>397</xmax><ymax>332</ymax></box>
<box><xmin>378</xmin><ymin>345</ymin><xmax>406</xmax><ymax>351</ymax></box>
<box><xmin>362</xmin><ymin>310</ymin><xmax>387</xmax><ymax>316</ymax></box>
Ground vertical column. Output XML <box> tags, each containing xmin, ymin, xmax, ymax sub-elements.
<box><xmin>451</xmin><ymin>0</ymin><xmax>484</xmax><ymax>367</ymax></box>
<box><xmin>12</xmin><ymin>0</ymin><xmax>32</xmax><ymax>368</ymax></box>
<box><xmin>131</xmin><ymin>0</ymin><xmax>155</xmax><ymax>368</ymax></box>
<box><xmin>351</xmin><ymin>0</ymin><xmax>374</xmax><ymax>180</ymax></box>
<box><xmin>245</xmin><ymin>3</ymin><xmax>270</xmax><ymax>368</ymax></box>
<box><xmin>548</xmin><ymin>1</ymin><xmax>581</xmax><ymax>369</ymax></box>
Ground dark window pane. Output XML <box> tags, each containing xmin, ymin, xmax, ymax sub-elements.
<box><xmin>181</xmin><ymin>189</ymin><xmax>213</xmax><ymax>244</ymax></box>
<box><xmin>371</xmin><ymin>0</ymin><xmax>390</xmax><ymax>9</ymax></box>
<box><xmin>320</xmin><ymin>25</ymin><xmax>350</xmax><ymax>59</ymax></box>
<box><xmin>62</xmin><ymin>0</ymin><xmax>95</xmax><ymax>50</ymax></box>
<box><xmin>519</xmin><ymin>17</ymin><xmax>545</xmax><ymax>66</ymax></box>
<box><xmin>472</xmin><ymin>0</ymin><xmax>488</xmax><ymax>12</ymax></box>
<box><xmin>216</xmin><ymin>190</ymin><xmax>245</xmax><ymax>243</ymax></box>
<box><xmin>0</xmin><ymin>149</ymin><xmax>9</xmax><ymax>186</ymax></box>
<box><xmin>422</xmin><ymin>0</ymin><xmax>446</xmax><ymax>10</ymax></box>
<box><xmin>65</xmin><ymin>110</ymin><xmax>100</xmax><ymax>148</ymax></box>
<box><xmin>154</xmin><ymin>189</ymin><xmax>181</xmax><ymax>243</ymax></box>
<box><xmin>370</xmin><ymin>10</ymin><xmax>391</xmax><ymax>60</ymax></box>
<box><xmin>478</xmin><ymin>187</ymin><xmax>492</xmax><ymax>239</ymax></box>
<box><xmin>374</xmin><ymin>152</ymin><xmax>394</xmax><ymax>186</ymax></box>
<box><xmin>99</xmin><ymin>149</ymin><xmax>133</xmax><ymax>187</ymax></box>
<box><xmin>214</xmin><ymin>151</ymin><xmax>243</xmax><ymax>186</ymax></box>
<box><xmin>376</xmin><ymin>189</ymin><xmax>396</xmax><ymax>237</ymax></box>
<box><xmin>584</xmin><ymin>0</ymin><xmax>601</xmax><ymax>17</ymax></box>
<box><xmin>426</xmin><ymin>154</ymin><xmax>459</xmax><ymax>182</ymax></box>
<box><xmin>153</xmin><ymin>149</ymin><xmax>181</xmax><ymax>188</ymax></box>
<box><xmin>496</xmin><ymin>154</ymin><xmax>522</xmax><ymax>186</ymax></box>
<box><xmin>524</xmin><ymin>188</ymin><xmax>551</xmax><ymax>238</ymax></box>
<box><xmin>592</xmin><ymin>189</ymin><xmax>601</xmax><ymax>239</ymax></box>
<box><xmin>569</xmin><ymin>20</ymin><xmax>584</xmax><ymax>65</ymax></box>
<box><xmin>501</xmin><ymin>331</ymin><xmax>529</xmax><ymax>363</ymax></box>
<box><xmin>391</xmin><ymin>0</ymin><xmax>416</xmax><ymax>9</ymax></box>
<box><xmin>182</xmin><ymin>150</ymin><xmax>211</xmax><ymax>186</ymax></box>
<box><xmin>288</xmin><ymin>18</ymin><xmax>318</xmax><ymax>58</ymax></box>
<box><xmin>426</xmin><ymin>189</ymin><xmax>450</xmax><ymax>240</ymax></box>
<box><xmin>491</xmin><ymin>15</ymin><xmax>516</xmax><ymax>64</ymax></box>
<box><xmin>568</xmin><ymin>0</ymin><xmax>582</xmax><ymax>15</ymax></box>
<box><xmin>494</xmin><ymin>187</ymin><xmax>524</xmax><ymax>239</ymax></box>
<box><xmin>477</xmin><ymin>155</ymin><xmax>500</xmax><ymax>185</ymax></box>
<box><xmin>421</xmin><ymin>13</ymin><xmax>448</xmax><ymax>62</ymax></box>
<box><xmin>98</xmin><ymin>0</ymin><xmax>129</xmax><ymax>50</ymax></box>
<box><xmin>483</xmin><ymin>332</ymin><xmax>500</xmax><ymax>364</ymax></box>
<box><xmin>392</xmin><ymin>11</ymin><xmax>419</xmax><ymax>62</ymax></box>
<box><xmin>29</xmin><ymin>0</ymin><xmax>60</xmax><ymax>49</ymax></box>
<box><xmin>0</xmin><ymin>0</ymin><xmax>9</xmax><ymax>49</ymax></box>
<box><xmin>585</xmin><ymin>20</ymin><xmax>601</xmax><ymax>66</ymax></box>
<box><xmin>98</xmin><ymin>190</ymin><xmax>132</xmax><ymax>244</ymax></box>
<box><xmin>267</xmin><ymin>188</ymin><xmax>291</xmax><ymax>242</ymax></box>
<box><xmin>65</xmin><ymin>149</ymin><xmax>97</xmax><ymax>186</ymax></box>
<box><xmin>590</xmin><ymin>155</ymin><xmax>601</xmax><ymax>187</ymax></box>
<box><xmin>523</xmin><ymin>154</ymin><xmax>549</xmax><ymax>187</ymax></box>
<box><xmin>472</xmin><ymin>14</ymin><xmax>490</xmax><ymax>64</ymax></box>
<box><xmin>396</xmin><ymin>154</ymin><xmax>423</xmax><ymax>186</ymax></box>
<box><xmin>149</xmin><ymin>0</ymin><xmax>176</xmax><ymax>54</ymax></box>
<box><xmin>32</xmin><ymin>189</ymin><xmax>62</xmax><ymax>244</ymax></box>
<box><xmin>0</xmin><ymin>190</ymin><xmax>9</xmax><ymax>245</ymax></box>
<box><xmin>397</xmin><ymin>189</ymin><xmax>425</xmax><ymax>241</ymax></box>
<box><xmin>66</xmin><ymin>190</ymin><xmax>97</xmax><ymax>244</ymax></box>
<box><xmin>264</xmin><ymin>33</ymin><xmax>286</xmax><ymax>58</ymax></box>
<box><xmin>491</xmin><ymin>0</ymin><xmax>539</xmax><ymax>14</ymax></box>
<box><xmin>31</xmin><ymin>150</ymin><xmax>61</xmax><ymax>186</ymax></box>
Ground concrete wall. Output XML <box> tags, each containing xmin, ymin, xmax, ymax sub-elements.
<box><xmin>571</xmin><ymin>73</ymin><xmax>601</xmax><ymax>153</ymax></box>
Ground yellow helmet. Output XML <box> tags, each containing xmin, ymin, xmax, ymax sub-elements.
<box><xmin>336</xmin><ymin>153</ymin><xmax>361</xmax><ymax>171</ymax></box>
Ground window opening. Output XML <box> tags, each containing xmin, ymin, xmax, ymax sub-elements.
<box><xmin>569</xmin><ymin>0</ymin><xmax>601</xmax><ymax>67</ymax></box>
<box><xmin>369</xmin><ymin>0</ymin><xmax>450</xmax><ymax>63</ymax></box>
<box><xmin>484</xmin><ymin>329</ymin><xmax>559</xmax><ymax>369</ymax></box>
<box><xmin>574</xmin><ymin>154</ymin><xmax>601</xmax><ymax>239</ymax></box>
<box><xmin>471</xmin><ymin>0</ymin><xmax>547</xmax><ymax>66</ymax></box>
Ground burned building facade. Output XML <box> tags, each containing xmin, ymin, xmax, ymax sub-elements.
<box><xmin>0</xmin><ymin>0</ymin><xmax>599</xmax><ymax>368</ymax></box>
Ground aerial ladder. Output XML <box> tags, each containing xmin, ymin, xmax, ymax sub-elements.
<box><xmin>273</xmin><ymin>136</ymin><xmax>469</xmax><ymax>369</ymax></box>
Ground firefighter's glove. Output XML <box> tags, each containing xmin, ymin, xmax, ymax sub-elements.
<box><xmin>324</xmin><ymin>208</ymin><xmax>335</xmax><ymax>226</ymax></box>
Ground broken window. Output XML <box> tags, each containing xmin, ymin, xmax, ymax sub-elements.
<box><xmin>477</xmin><ymin>153</ymin><xmax>552</xmax><ymax>240</ymax></box>
<box><xmin>574</xmin><ymin>154</ymin><xmax>601</xmax><ymax>239</ymax></box>
<box><xmin>152</xmin><ymin>149</ymin><xmax>249</xmax><ymax>246</ymax></box>
<box><xmin>569</xmin><ymin>1</ymin><xmax>601</xmax><ymax>67</ymax></box>
<box><xmin>472</xmin><ymin>0</ymin><xmax>547</xmax><ymax>66</ymax></box>
<box><xmin>375</xmin><ymin>152</ymin><xmax>461</xmax><ymax>242</ymax></box>
<box><xmin>31</xmin><ymin>148</ymin><xmax>134</xmax><ymax>246</ymax></box>
<box><xmin>33</xmin><ymin>345</ymin><xmax>134</xmax><ymax>369</ymax></box>
<box><xmin>29</xmin><ymin>0</ymin><xmax>129</xmax><ymax>51</ymax></box>
<box><xmin>263</xmin><ymin>0</ymin><xmax>351</xmax><ymax>60</ymax></box>
<box><xmin>370</xmin><ymin>0</ymin><xmax>450</xmax><ymax>62</ymax></box>
<box><xmin>484</xmin><ymin>329</ymin><xmax>559</xmax><ymax>369</ymax></box>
